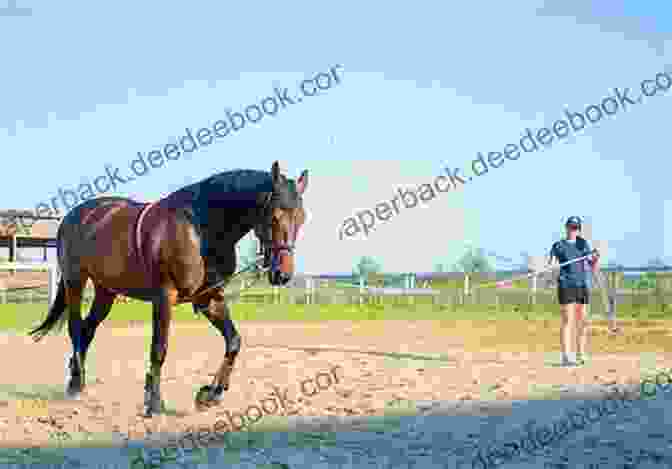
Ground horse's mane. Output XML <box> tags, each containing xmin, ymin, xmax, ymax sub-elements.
<box><xmin>161</xmin><ymin>169</ymin><xmax>276</xmax><ymax>214</ymax></box>
<box><xmin>205</xmin><ymin>169</ymin><xmax>274</xmax><ymax>196</ymax></box>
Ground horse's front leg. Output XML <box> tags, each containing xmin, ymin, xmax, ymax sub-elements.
<box><xmin>195</xmin><ymin>297</ymin><xmax>241</xmax><ymax>410</ymax></box>
<box><xmin>144</xmin><ymin>287</ymin><xmax>176</xmax><ymax>417</ymax></box>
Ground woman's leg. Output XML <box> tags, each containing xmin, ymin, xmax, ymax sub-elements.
<box><xmin>575</xmin><ymin>304</ymin><xmax>587</xmax><ymax>360</ymax></box>
<box><xmin>575</xmin><ymin>288</ymin><xmax>590</xmax><ymax>362</ymax></box>
<box><xmin>559</xmin><ymin>287</ymin><xmax>576</xmax><ymax>363</ymax></box>
<box><xmin>560</xmin><ymin>303</ymin><xmax>575</xmax><ymax>362</ymax></box>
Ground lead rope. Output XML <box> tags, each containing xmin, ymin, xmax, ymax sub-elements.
<box><xmin>467</xmin><ymin>250</ymin><xmax>599</xmax><ymax>291</ymax></box>
<box><xmin>184</xmin><ymin>254</ymin><xmax>271</xmax><ymax>305</ymax></box>
<box><xmin>186</xmin><ymin>192</ymin><xmax>276</xmax><ymax>303</ymax></box>
<box><xmin>464</xmin><ymin>250</ymin><xmax>619</xmax><ymax>329</ymax></box>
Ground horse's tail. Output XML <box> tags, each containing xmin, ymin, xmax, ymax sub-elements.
<box><xmin>29</xmin><ymin>276</ymin><xmax>67</xmax><ymax>342</ymax></box>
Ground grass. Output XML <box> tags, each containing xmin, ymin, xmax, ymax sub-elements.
<box><xmin>2</xmin><ymin>301</ymin><xmax>672</xmax><ymax>332</ymax></box>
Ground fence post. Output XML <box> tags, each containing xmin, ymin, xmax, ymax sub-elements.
<box><xmin>406</xmin><ymin>273</ymin><xmax>413</xmax><ymax>306</ymax></box>
<box><xmin>48</xmin><ymin>264</ymin><xmax>58</xmax><ymax>306</ymax></box>
<box><xmin>9</xmin><ymin>235</ymin><xmax>16</xmax><ymax>275</ymax></box>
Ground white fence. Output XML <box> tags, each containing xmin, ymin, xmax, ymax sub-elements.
<box><xmin>364</xmin><ymin>287</ymin><xmax>439</xmax><ymax>296</ymax></box>
<box><xmin>0</xmin><ymin>267</ymin><xmax>669</xmax><ymax>311</ymax></box>
<box><xmin>0</xmin><ymin>262</ymin><xmax>59</xmax><ymax>305</ymax></box>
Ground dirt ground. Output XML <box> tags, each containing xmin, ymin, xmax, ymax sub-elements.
<box><xmin>0</xmin><ymin>318</ymin><xmax>670</xmax><ymax>448</ymax></box>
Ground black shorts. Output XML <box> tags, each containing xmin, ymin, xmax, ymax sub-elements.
<box><xmin>558</xmin><ymin>286</ymin><xmax>590</xmax><ymax>305</ymax></box>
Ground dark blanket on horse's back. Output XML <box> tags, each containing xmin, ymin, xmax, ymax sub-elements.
<box><xmin>61</xmin><ymin>170</ymin><xmax>274</xmax><ymax>296</ymax></box>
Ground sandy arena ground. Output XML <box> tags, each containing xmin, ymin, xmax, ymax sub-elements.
<box><xmin>0</xmin><ymin>318</ymin><xmax>670</xmax><ymax>448</ymax></box>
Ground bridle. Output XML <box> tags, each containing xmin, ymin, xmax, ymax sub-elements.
<box><xmin>254</xmin><ymin>191</ymin><xmax>298</xmax><ymax>269</ymax></box>
<box><xmin>182</xmin><ymin>190</ymin><xmax>299</xmax><ymax>303</ymax></box>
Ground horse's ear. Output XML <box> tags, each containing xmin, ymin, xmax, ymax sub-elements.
<box><xmin>271</xmin><ymin>161</ymin><xmax>281</xmax><ymax>185</ymax></box>
<box><xmin>296</xmin><ymin>170</ymin><xmax>308</xmax><ymax>195</ymax></box>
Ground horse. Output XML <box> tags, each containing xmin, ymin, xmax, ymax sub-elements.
<box><xmin>29</xmin><ymin>161</ymin><xmax>308</xmax><ymax>416</ymax></box>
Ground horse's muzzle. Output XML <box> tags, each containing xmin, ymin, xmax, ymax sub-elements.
<box><xmin>269</xmin><ymin>270</ymin><xmax>291</xmax><ymax>286</ymax></box>
<box><xmin>268</xmin><ymin>248</ymin><xmax>294</xmax><ymax>286</ymax></box>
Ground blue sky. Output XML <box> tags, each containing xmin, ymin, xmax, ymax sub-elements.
<box><xmin>0</xmin><ymin>0</ymin><xmax>669</xmax><ymax>274</ymax></box>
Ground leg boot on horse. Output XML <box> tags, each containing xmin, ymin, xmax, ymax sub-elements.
<box><xmin>66</xmin><ymin>286</ymin><xmax>114</xmax><ymax>397</ymax></box>
<box><xmin>194</xmin><ymin>296</ymin><xmax>242</xmax><ymax>410</ymax></box>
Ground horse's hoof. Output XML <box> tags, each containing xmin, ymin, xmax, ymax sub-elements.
<box><xmin>65</xmin><ymin>388</ymin><xmax>82</xmax><ymax>399</ymax></box>
<box><xmin>66</xmin><ymin>356</ymin><xmax>86</xmax><ymax>394</ymax></box>
<box><xmin>194</xmin><ymin>385</ymin><xmax>224</xmax><ymax>411</ymax></box>
<box><xmin>143</xmin><ymin>398</ymin><xmax>166</xmax><ymax>417</ymax></box>
<box><xmin>65</xmin><ymin>376</ymin><xmax>84</xmax><ymax>398</ymax></box>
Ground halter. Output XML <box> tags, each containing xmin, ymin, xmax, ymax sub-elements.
<box><xmin>182</xmin><ymin>190</ymin><xmax>298</xmax><ymax>303</ymax></box>
<box><xmin>255</xmin><ymin>191</ymin><xmax>298</xmax><ymax>264</ymax></box>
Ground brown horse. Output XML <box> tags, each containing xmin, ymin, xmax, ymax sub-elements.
<box><xmin>29</xmin><ymin>161</ymin><xmax>308</xmax><ymax>416</ymax></box>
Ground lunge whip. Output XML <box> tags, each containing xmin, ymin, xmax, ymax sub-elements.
<box><xmin>485</xmin><ymin>250</ymin><xmax>599</xmax><ymax>289</ymax></box>
<box><xmin>470</xmin><ymin>248</ymin><xmax>620</xmax><ymax>332</ymax></box>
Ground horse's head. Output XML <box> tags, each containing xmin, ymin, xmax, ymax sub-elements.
<box><xmin>254</xmin><ymin>161</ymin><xmax>308</xmax><ymax>286</ymax></box>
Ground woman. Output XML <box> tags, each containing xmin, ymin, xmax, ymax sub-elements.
<box><xmin>548</xmin><ymin>216</ymin><xmax>600</xmax><ymax>366</ymax></box>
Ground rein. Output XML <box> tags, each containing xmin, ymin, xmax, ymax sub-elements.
<box><xmin>181</xmin><ymin>254</ymin><xmax>271</xmax><ymax>303</ymax></box>
<box><xmin>181</xmin><ymin>192</ymin><xmax>276</xmax><ymax>303</ymax></box>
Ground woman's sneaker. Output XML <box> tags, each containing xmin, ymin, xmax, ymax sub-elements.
<box><xmin>562</xmin><ymin>355</ymin><xmax>578</xmax><ymax>367</ymax></box>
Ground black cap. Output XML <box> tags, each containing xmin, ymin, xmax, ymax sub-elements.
<box><xmin>565</xmin><ymin>216</ymin><xmax>582</xmax><ymax>227</ymax></box>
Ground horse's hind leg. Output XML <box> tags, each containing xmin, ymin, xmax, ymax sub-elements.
<box><xmin>64</xmin><ymin>278</ymin><xmax>86</xmax><ymax>398</ymax></box>
<box><xmin>78</xmin><ymin>287</ymin><xmax>115</xmax><ymax>377</ymax></box>
<box><xmin>144</xmin><ymin>288</ymin><xmax>175</xmax><ymax>417</ymax></box>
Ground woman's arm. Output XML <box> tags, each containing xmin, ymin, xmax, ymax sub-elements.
<box><xmin>590</xmin><ymin>248</ymin><xmax>600</xmax><ymax>273</ymax></box>
<box><xmin>547</xmin><ymin>244</ymin><xmax>558</xmax><ymax>268</ymax></box>
<box><xmin>547</xmin><ymin>245</ymin><xmax>559</xmax><ymax>285</ymax></box>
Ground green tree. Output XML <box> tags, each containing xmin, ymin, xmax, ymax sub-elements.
<box><xmin>634</xmin><ymin>272</ymin><xmax>656</xmax><ymax>289</ymax></box>
<box><xmin>452</xmin><ymin>247</ymin><xmax>493</xmax><ymax>273</ymax></box>
<box><xmin>636</xmin><ymin>258</ymin><xmax>666</xmax><ymax>289</ymax></box>
<box><xmin>15</xmin><ymin>222</ymin><xmax>31</xmax><ymax>236</ymax></box>
<box><xmin>236</xmin><ymin>233</ymin><xmax>259</xmax><ymax>271</ymax></box>
<box><xmin>352</xmin><ymin>256</ymin><xmax>382</xmax><ymax>278</ymax></box>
